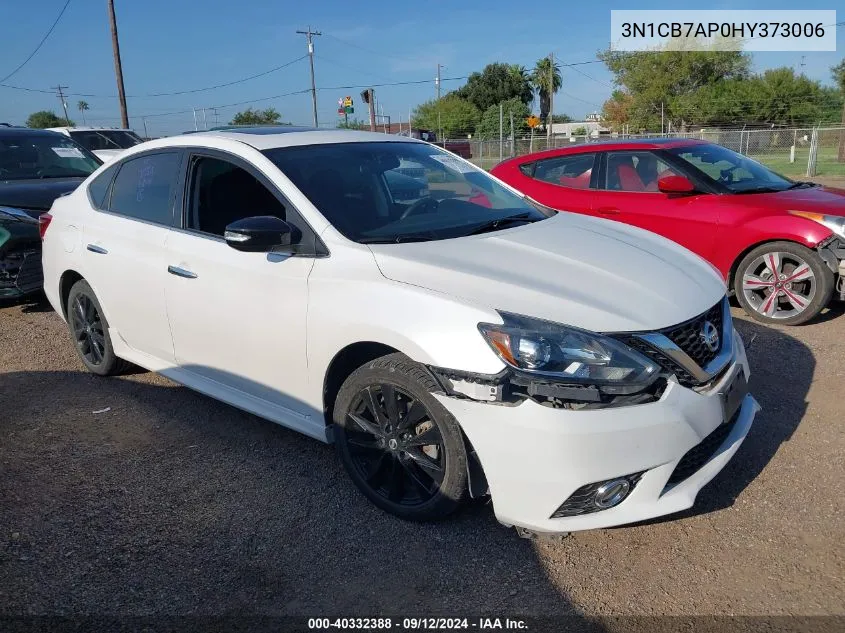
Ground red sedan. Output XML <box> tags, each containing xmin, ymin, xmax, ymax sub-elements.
<box><xmin>491</xmin><ymin>139</ymin><xmax>845</xmax><ymax>325</ymax></box>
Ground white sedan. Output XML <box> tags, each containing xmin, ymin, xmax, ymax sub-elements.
<box><xmin>40</xmin><ymin>128</ymin><xmax>760</xmax><ymax>534</ymax></box>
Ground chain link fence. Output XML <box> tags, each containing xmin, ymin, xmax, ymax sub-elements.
<box><xmin>456</xmin><ymin>126</ymin><xmax>845</xmax><ymax>179</ymax></box>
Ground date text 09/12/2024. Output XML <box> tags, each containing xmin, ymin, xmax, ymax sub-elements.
<box><xmin>307</xmin><ymin>617</ymin><xmax>528</xmax><ymax>630</ymax></box>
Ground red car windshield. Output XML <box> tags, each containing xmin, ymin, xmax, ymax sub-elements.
<box><xmin>667</xmin><ymin>143</ymin><xmax>793</xmax><ymax>194</ymax></box>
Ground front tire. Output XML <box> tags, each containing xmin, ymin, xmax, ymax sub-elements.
<box><xmin>66</xmin><ymin>279</ymin><xmax>130</xmax><ymax>376</ymax></box>
<box><xmin>734</xmin><ymin>241</ymin><xmax>833</xmax><ymax>326</ymax></box>
<box><xmin>333</xmin><ymin>353</ymin><xmax>468</xmax><ymax>521</ymax></box>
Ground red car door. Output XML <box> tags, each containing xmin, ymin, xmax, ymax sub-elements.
<box><xmin>596</xmin><ymin>150</ymin><xmax>722</xmax><ymax>261</ymax></box>
<box><xmin>493</xmin><ymin>151</ymin><xmax>598</xmax><ymax>214</ymax></box>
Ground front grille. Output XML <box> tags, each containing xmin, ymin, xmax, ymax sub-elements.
<box><xmin>662</xmin><ymin>302</ymin><xmax>723</xmax><ymax>368</ymax></box>
<box><xmin>550</xmin><ymin>472</ymin><xmax>644</xmax><ymax>518</ymax></box>
<box><xmin>664</xmin><ymin>411</ymin><xmax>739</xmax><ymax>489</ymax></box>
<box><xmin>616</xmin><ymin>300</ymin><xmax>725</xmax><ymax>388</ymax></box>
<box><xmin>620</xmin><ymin>336</ymin><xmax>699</xmax><ymax>386</ymax></box>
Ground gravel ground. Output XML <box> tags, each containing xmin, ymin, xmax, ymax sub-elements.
<box><xmin>1</xmin><ymin>295</ymin><xmax>844</xmax><ymax>626</ymax></box>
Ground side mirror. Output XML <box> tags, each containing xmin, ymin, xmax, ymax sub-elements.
<box><xmin>224</xmin><ymin>216</ymin><xmax>297</xmax><ymax>252</ymax></box>
<box><xmin>657</xmin><ymin>175</ymin><xmax>696</xmax><ymax>195</ymax></box>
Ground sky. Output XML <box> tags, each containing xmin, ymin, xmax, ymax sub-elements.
<box><xmin>0</xmin><ymin>0</ymin><xmax>842</xmax><ymax>137</ymax></box>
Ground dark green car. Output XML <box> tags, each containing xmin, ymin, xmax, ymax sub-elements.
<box><xmin>0</xmin><ymin>127</ymin><xmax>101</xmax><ymax>300</ymax></box>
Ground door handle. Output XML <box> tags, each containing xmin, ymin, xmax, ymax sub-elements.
<box><xmin>595</xmin><ymin>207</ymin><xmax>620</xmax><ymax>215</ymax></box>
<box><xmin>167</xmin><ymin>265</ymin><xmax>197</xmax><ymax>279</ymax></box>
<box><xmin>86</xmin><ymin>243</ymin><xmax>108</xmax><ymax>254</ymax></box>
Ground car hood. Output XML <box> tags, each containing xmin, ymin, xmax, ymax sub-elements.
<box><xmin>0</xmin><ymin>177</ymin><xmax>85</xmax><ymax>217</ymax></box>
<box><xmin>740</xmin><ymin>185</ymin><xmax>845</xmax><ymax>215</ymax></box>
<box><xmin>369</xmin><ymin>213</ymin><xmax>726</xmax><ymax>333</ymax></box>
<box><xmin>92</xmin><ymin>149</ymin><xmax>124</xmax><ymax>162</ymax></box>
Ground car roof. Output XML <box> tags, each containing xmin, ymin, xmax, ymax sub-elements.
<box><xmin>502</xmin><ymin>137</ymin><xmax>712</xmax><ymax>164</ymax></box>
<box><xmin>46</xmin><ymin>126</ymin><xmax>135</xmax><ymax>133</ymax></box>
<box><xmin>171</xmin><ymin>126</ymin><xmax>419</xmax><ymax>150</ymax></box>
<box><xmin>0</xmin><ymin>127</ymin><xmax>67</xmax><ymax>138</ymax></box>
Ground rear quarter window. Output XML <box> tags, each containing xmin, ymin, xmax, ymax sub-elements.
<box><xmin>87</xmin><ymin>164</ymin><xmax>119</xmax><ymax>209</ymax></box>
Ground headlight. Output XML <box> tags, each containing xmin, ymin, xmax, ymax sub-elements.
<box><xmin>788</xmin><ymin>210</ymin><xmax>845</xmax><ymax>239</ymax></box>
<box><xmin>478</xmin><ymin>312</ymin><xmax>660</xmax><ymax>393</ymax></box>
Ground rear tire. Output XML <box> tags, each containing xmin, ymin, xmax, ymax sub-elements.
<box><xmin>734</xmin><ymin>241</ymin><xmax>833</xmax><ymax>326</ymax></box>
<box><xmin>66</xmin><ymin>279</ymin><xmax>130</xmax><ymax>376</ymax></box>
<box><xmin>333</xmin><ymin>352</ymin><xmax>468</xmax><ymax>521</ymax></box>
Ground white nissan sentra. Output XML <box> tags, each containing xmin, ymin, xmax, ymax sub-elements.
<box><xmin>40</xmin><ymin>128</ymin><xmax>760</xmax><ymax>535</ymax></box>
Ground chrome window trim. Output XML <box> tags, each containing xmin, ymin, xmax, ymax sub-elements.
<box><xmin>632</xmin><ymin>297</ymin><xmax>734</xmax><ymax>384</ymax></box>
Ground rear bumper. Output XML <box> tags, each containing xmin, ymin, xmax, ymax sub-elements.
<box><xmin>0</xmin><ymin>248</ymin><xmax>43</xmax><ymax>298</ymax></box>
<box><xmin>436</xmin><ymin>330</ymin><xmax>759</xmax><ymax>533</ymax></box>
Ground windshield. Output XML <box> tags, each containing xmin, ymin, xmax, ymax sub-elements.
<box><xmin>0</xmin><ymin>134</ymin><xmax>101</xmax><ymax>180</ymax></box>
<box><xmin>69</xmin><ymin>130</ymin><xmax>143</xmax><ymax>151</ymax></box>
<box><xmin>667</xmin><ymin>143</ymin><xmax>792</xmax><ymax>193</ymax></box>
<box><xmin>263</xmin><ymin>141</ymin><xmax>548</xmax><ymax>243</ymax></box>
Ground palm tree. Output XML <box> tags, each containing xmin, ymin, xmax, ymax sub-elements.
<box><xmin>77</xmin><ymin>100</ymin><xmax>89</xmax><ymax>125</ymax></box>
<box><xmin>508</xmin><ymin>64</ymin><xmax>534</xmax><ymax>105</ymax></box>
<box><xmin>531</xmin><ymin>57</ymin><xmax>562</xmax><ymax>130</ymax></box>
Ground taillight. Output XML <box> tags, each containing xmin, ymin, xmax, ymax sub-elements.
<box><xmin>38</xmin><ymin>213</ymin><xmax>52</xmax><ymax>240</ymax></box>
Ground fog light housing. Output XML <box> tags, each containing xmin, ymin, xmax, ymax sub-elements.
<box><xmin>594</xmin><ymin>478</ymin><xmax>631</xmax><ymax>508</ymax></box>
<box><xmin>550</xmin><ymin>472</ymin><xmax>644</xmax><ymax>518</ymax></box>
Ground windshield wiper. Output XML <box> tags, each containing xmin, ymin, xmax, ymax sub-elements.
<box><xmin>787</xmin><ymin>181</ymin><xmax>818</xmax><ymax>190</ymax></box>
<box><xmin>733</xmin><ymin>186</ymin><xmax>783</xmax><ymax>195</ymax></box>
<box><xmin>464</xmin><ymin>212</ymin><xmax>536</xmax><ymax>236</ymax></box>
<box><xmin>359</xmin><ymin>234</ymin><xmax>435</xmax><ymax>244</ymax></box>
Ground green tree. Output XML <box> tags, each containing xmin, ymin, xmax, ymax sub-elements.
<box><xmin>599</xmin><ymin>43</ymin><xmax>750</xmax><ymax>130</ymax></box>
<box><xmin>77</xmin><ymin>100</ymin><xmax>89</xmax><ymax>125</ymax></box>
<box><xmin>336</xmin><ymin>118</ymin><xmax>368</xmax><ymax>130</ymax></box>
<box><xmin>476</xmin><ymin>98</ymin><xmax>530</xmax><ymax>139</ymax></box>
<box><xmin>601</xmin><ymin>90</ymin><xmax>635</xmax><ymax>131</ymax></box>
<box><xmin>26</xmin><ymin>110</ymin><xmax>72</xmax><ymax>128</ymax></box>
<box><xmin>572</xmin><ymin>126</ymin><xmax>588</xmax><ymax>136</ymax></box>
<box><xmin>672</xmin><ymin>67</ymin><xmax>842</xmax><ymax>127</ymax></box>
<box><xmin>230</xmin><ymin>107</ymin><xmax>282</xmax><ymax>125</ymax></box>
<box><xmin>412</xmin><ymin>95</ymin><xmax>480</xmax><ymax>139</ymax></box>
<box><xmin>454</xmin><ymin>63</ymin><xmax>533</xmax><ymax>112</ymax></box>
<box><xmin>832</xmin><ymin>59</ymin><xmax>845</xmax><ymax>93</ymax></box>
<box><xmin>551</xmin><ymin>113</ymin><xmax>573</xmax><ymax>123</ymax></box>
<box><xmin>531</xmin><ymin>56</ymin><xmax>562</xmax><ymax>130</ymax></box>
<box><xmin>833</xmin><ymin>59</ymin><xmax>845</xmax><ymax>161</ymax></box>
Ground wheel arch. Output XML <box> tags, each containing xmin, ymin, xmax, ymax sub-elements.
<box><xmin>322</xmin><ymin>341</ymin><xmax>402</xmax><ymax>429</ymax></box>
<box><xmin>321</xmin><ymin>341</ymin><xmax>490</xmax><ymax>499</ymax></box>
<box><xmin>58</xmin><ymin>269</ymin><xmax>85</xmax><ymax>319</ymax></box>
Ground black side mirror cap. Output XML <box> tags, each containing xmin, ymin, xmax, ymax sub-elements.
<box><xmin>224</xmin><ymin>215</ymin><xmax>299</xmax><ymax>252</ymax></box>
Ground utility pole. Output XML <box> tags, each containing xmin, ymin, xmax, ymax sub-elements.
<box><xmin>799</xmin><ymin>55</ymin><xmax>806</xmax><ymax>76</ymax></box>
<box><xmin>52</xmin><ymin>85</ymin><xmax>71</xmax><ymax>125</ymax></box>
<box><xmin>107</xmin><ymin>0</ymin><xmax>129</xmax><ymax>128</ymax></box>
<box><xmin>547</xmin><ymin>52</ymin><xmax>554</xmax><ymax>140</ymax></box>
<box><xmin>142</xmin><ymin>117</ymin><xmax>148</xmax><ymax>139</ymax></box>
<box><xmin>436</xmin><ymin>64</ymin><xmax>442</xmax><ymax>100</ymax></box>
<box><xmin>661</xmin><ymin>101</ymin><xmax>664</xmax><ymax>135</ymax></box>
<box><xmin>296</xmin><ymin>26</ymin><xmax>322</xmax><ymax>127</ymax></box>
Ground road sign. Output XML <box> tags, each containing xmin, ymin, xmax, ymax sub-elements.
<box><xmin>343</xmin><ymin>96</ymin><xmax>353</xmax><ymax>107</ymax></box>
<box><xmin>526</xmin><ymin>115</ymin><xmax>541</xmax><ymax>128</ymax></box>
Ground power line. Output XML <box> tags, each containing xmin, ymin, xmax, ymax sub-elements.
<box><xmin>0</xmin><ymin>0</ymin><xmax>72</xmax><ymax>84</ymax></box>
<box><xmin>317</xmin><ymin>75</ymin><xmax>468</xmax><ymax>91</ymax></box>
<box><xmin>137</xmin><ymin>55</ymin><xmax>308</xmax><ymax>97</ymax></box>
<box><xmin>0</xmin><ymin>55</ymin><xmax>307</xmax><ymax>99</ymax></box>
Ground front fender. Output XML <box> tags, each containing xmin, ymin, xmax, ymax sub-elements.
<box><xmin>712</xmin><ymin>215</ymin><xmax>834</xmax><ymax>275</ymax></box>
<box><xmin>304</xmin><ymin>253</ymin><xmax>506</xmax><ymax>413</ymax></box>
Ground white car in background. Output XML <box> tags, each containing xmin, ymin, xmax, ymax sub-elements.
<box><xmin>40</xmin><ymin>128</ymin><xmax>760</xmax><ymax>535</ymax></box>
<box><xmin>46</xmin><ymin>127</ymin><xmax>143</xmax><ymax>163</ymax></box>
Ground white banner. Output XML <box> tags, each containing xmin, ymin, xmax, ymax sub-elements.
<box><xmin>610</xmin><ymin>10</ymin><xmax>837</xmax><ymax>52</ymax></box>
